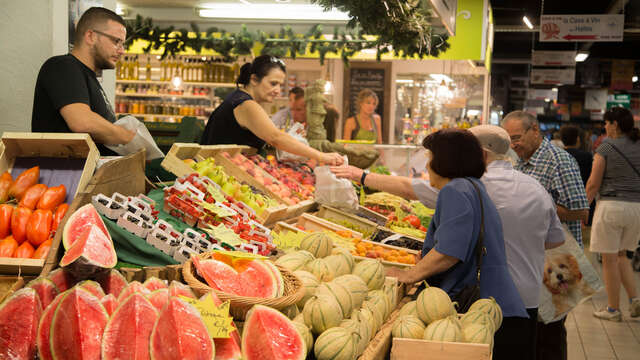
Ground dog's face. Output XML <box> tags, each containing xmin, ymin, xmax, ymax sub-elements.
<box><xmin>543</xmin><ymin>254</ymin><xmax>582</xmax><ymax>295</ymax></box>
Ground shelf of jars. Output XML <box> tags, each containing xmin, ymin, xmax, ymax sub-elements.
<box><xmin>115</xmin><ymin>92</ymin><xmax>211</xmax><ymax>100</ymax></box>
<box><xmin>116</xmin><ymin>79</ymin><xmax>236</xmax><ymax>87</ymax></box>
<box><xmin>116</xmin><ymin>113</ymin><xmax>208</xmax><ymax>122</ymax></box>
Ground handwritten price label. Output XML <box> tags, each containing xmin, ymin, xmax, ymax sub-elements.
<box><xmin>179</xmin><ymin>294</ymin><xmax>234</xmax><ymax>338</ymax></box>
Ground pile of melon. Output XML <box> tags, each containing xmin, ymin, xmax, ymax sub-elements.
<box><xmin>392</xmin><ymin>284</ymin><xmax>502</xmax><ymax>350</ymax></box>
<box><xmin>275</xmin><ymin>232</ymin><xmax>399</xmax><ymax>360</ymax></box>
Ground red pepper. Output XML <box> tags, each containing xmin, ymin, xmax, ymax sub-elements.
<box><xmin>32</xmin><ymin>238</ymin><xmax>52</xmax><ymax>259</ymax></box>
<box><xmin>18</xmin><ymin>184</ymin><xmax>47</xmax><ymax>210</ymax></box>
<box><xmin>0</xmin><ymin>235</ymin><xmax>18</xmax><ymax>258</ymax></box>
<box><xmin>0</xmin><ymin>171</ymin><xmax>13</xmax><ymax>203</ymax></box>
<box><xmin>8</xmin><ymin>166</ymin><xmax>39</xmax><ymax>201</ymax></box>
<box><xmin>13</xmin><ymin>241</ymin><xmax>35</xmax><ymax>258</ymax></box>
<box><xmin>11</xmin><ymin>206</ymin><xmax>32</xmax><ymax>244</ymax></box>
<box><xmin>26</xmin><ymin>209</ymin><xmax>52</xmax><ymax>247</ymax></box>
<box><xmin>0</xmin><ymin>204</ymin><xmax>12</xmax><ymax>239</ymax></box>
<box><xmin>37</xmin><ymin>184</ymin><xmax>66</xmax><ymax>210</ymax></box>
<box><xmin>51</xmin><ymin>203</ymin><xmax>69</xmax><ymax>235</ymax></box>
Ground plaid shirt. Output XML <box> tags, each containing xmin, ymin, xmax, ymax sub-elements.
<box><xmin>515</xmin><ymin>138</ymin><xmax>589</xmax><ymax>247</ymax></box>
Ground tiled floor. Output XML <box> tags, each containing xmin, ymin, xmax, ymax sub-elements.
<box><xmin>566</xmin><ymin>231</ymin><xmax>640</xmax><ymax>360</ymax></box>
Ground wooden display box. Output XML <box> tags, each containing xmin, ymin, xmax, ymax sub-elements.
<box><xmin>316</xmin><ymin>205</ymin><xmax>379</xmax><ymax>238</ymax></box>
<box><xmin>390</xmin><ymin>339</ymin><xmax>491</xmax><ymax>360</ymax></box>
<box><xmin>296</xmin><ymin>213</ymin><xmax>363</xmax><ymax>238</ymax></box>
<box><xmin>0</xmin><ymin>276</ymin><xmax>25</xmax><ymax>304</ymax></box>
<box><xmin>0</xmin><ymin>132</ymin><xmax>99</xmax><ymax>275</ymax></box>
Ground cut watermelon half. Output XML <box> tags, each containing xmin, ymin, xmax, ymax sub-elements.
<box><xmin>46</xmin><ymin>268</ymin><xmax>76</xmax><ymax>292</ymax></box>
<box><xmin>102</xmin><ymin>293</ymin><xmax>159</xmax><ymax>360</ymax></box>
<box><xmin>0</xmin><ymin>287</ymin><xmax>42</xmax><ymax>360</ymax></box>
<box><xmin>147</xmin><ymin>289</ymin><xmax>169</xmax><ymax>311</ymax></box>
<box><xmin>262</xmin><ymin>261</ymin><xmax>285</xmax><ymax>297</ymax></box>
<box><xmin>150</xmin><ymin>296</ymin><xmax>215</xmax><ymax>360</ymax></box>
<box><xmin>78</xmin><ymin>280</ymin><xmax>107</xmax><ymax>299</ymax></box>
<box><xmin>207</xmin><ymin>292</ymin><xmax>242</xmax><ymax>360</ymax></box>
<box><xmin>116</xmin><ymin>281</ymin><xmax>151</xmax><ymax>305</ymax></box>
<box><xmin>63</xmin><ymin>204</ymin><xmax>110</xmax><ymax>249</ymax></box>
<box><xmin>37</xmin><ymin>290</ymin><xmax>68</xmax><ymax>360</ymax></box>
<box><xmin>192</xmin><ymin>257</ymin><xmax>278</xmax><ymax>298</ymax></box>
<box><xmin>168</xmin><ymin>280</ymin><xmax>196</xmax><ymax>299</ymax></box>
<box><xmin>144</xmin><ymin>277</ymin><xmax>168</xmax><ymax>292</ymax></box>
<box><xmin>101</xmin><ymin>294</ymin><xmax>117</xmax><ymax>316</ymax></box>
<box><xmin>241</xmin><ymin>304</ymin><xmax>305</xmax><ymax>360</ymax></box>
<box><xmin>60</xmin><ymin>224</ymin><xmax>117</xmax><ymax>280</ymax></box>
<box><xmin>50</xmin><ymin>287</ymin><xmax>109</xmax><ymax>360</ymax></box>
<box><xmin>27</xmin><ymin>277</ymin><xmax>59</xmax><ymax>310</ymax></box>
<box><xmin>97</xmin><ymin>269</ymin><xmax>128</xmax><ymax>298</ymax></box>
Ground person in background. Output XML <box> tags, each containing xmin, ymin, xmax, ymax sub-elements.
<box><xmin>550</xmin><ymin>130</ymin><xmax>565</xmax><ymax>148</ymax></box>
<box><xmin>31</xmin><ymin>7</ymin><xmax>135</xmax><ymax>156</ymax></box>
<box><xmin>343</xmin><ymin>89</ymin><xmax>383</xmax><ymax>143</ymax></box>
<box><xmin>593</xmin><ymin>127</ymin><xmax>607</xmax><ymax>152</ymax></box>
<box><xmin>561</xmin><ymin>125</ymin><xmax>595</xmax><ymax>225</ymax></box>
<box><xmin>585</xmin><ymin>107</ymin><xmax>640</xmax><ymax>321</ymax></box>
<box><xmin>501</xmin><ymin>111</ymin><xmax>589</xmax><ymax>360</ymax></box>
<box><xmin>199</xmin><ymin>55</ymin><xmax>343</xmax><ymax>166</ymax></box>
<box><xmin>271</xmin><ymin>86</ymin><xmax>306</xmax><ymax>132</ymax></box>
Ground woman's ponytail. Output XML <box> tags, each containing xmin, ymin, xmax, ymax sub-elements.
<box><xmin>236</xmin><ymin>63</ymin><xmax>252</xmax><ymax>87</ymax></box>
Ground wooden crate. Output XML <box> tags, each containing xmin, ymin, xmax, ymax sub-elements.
<box><xmin>354</xmin><ymin>205</ymin><xmax>389</xmax><ymax>226</ymax></box>
<box><xmin>317</xmin><ymin>205</ymin><xmax>379</xmax><ymax>238</ymax></box>
<box><xmin>296</xmin><ymin>213</ymin><xmax>363</xmax><ymax>238</ymax></box>
<box><xmin>0</xmin><ymin>276</ymin><xmax>25</xmax><ymax>304</ymax></box>
<box><xmin>390</xmin><ymin>339</ymin><xmax>491</xmax><ymax>360</ymax></box>
<box><xmin>0</xmin><ymin>132</ymin><xmax>100</xmax><ymax>275</ymax></box>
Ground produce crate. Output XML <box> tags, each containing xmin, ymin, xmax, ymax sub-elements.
<box><xmin>295</xmin><ymin>213</ymin><xmax>363</xmax><ymax>238</ymax></box>
<box><xmin>352</xmin><ymin>205</ymin><xmax>389</xmax><ymax>226</ymax></box>
<box><xmin>145</xmin><ymin>117</ymin><xmax>205</xmax><ymax>154</ymax></box>
<box><xmin>0</xmin><ymin>276</ymin><xmax>25</xmax><ymax>304</ymax></box>
<box><xmin>316</xmin><ymin>205</ymin><xmax>379</xmax><ymax>239</ymax></box>
<box><xmin>0</xmin><ymin>132</ymin><xmax>100</xmax><ymax>275</ymax></box>
<box><xmin>390</xmin><ymin>339</ymin><xmax>491</xmax><ymax>360</ymax></box>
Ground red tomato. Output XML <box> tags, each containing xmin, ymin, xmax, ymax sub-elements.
<box><xmin>0</xmin><ymin>236</ymin><xmax>18</xmax><ymax>258</ymax></box>
<box><xmin>37</xmin><ymin>184</ymin><xmax>66</xmax><ymax>210</ymax></box>
<box><xmin>419</xmin><ymin>225</ymin><xmax>427</xmax><ymax>232</ymax></box>
<box><xmin>8</xmin><ymin>166</ymin><xmax>39</xmax><ymax>201</ymax></box>
<box><xmin>13</xmin><ymin>241</ymin><xmax>35</xmax><ymax>258</ymax></box>
<box><xmin>0</xmin><ymin>171</ymin><xmax>12</xmax><ymax>203</ymax></box>
<box><xmin>26</xmin><ymin>209</ymin><xmax>52</xmax><ymax>247</ymax></box>
<box><xmin>51</xmin><ymin>203</ymin><xmax>69</xmax><ymax>235</ymax></box>
<box><xmin>0</xmin><ymin>204</ymin><xmax>12</xmax><ymax>239</ymax></box>
<box><xmin>32</xmin><ymin>238</ymin><xmax>52</xmax><ymax>259</ymax></box>
<box><xmin>11</xmin><ymin>207</ymin><xmax>32</xmax><ymax>244</ymax></box>
<box><xmin>18</xmin><ymin>184</ymin><xmax>47</xmax><ymax>210</ymax></box>
<box><xmin>402</xmin><ymin>215</ymin><xmax>422</xmax><ymax>229</ymax></box>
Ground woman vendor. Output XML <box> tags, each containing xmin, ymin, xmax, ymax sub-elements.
<box><xmin>342</xmin><ymin>89</ymin><xmax>383</xmax><ymax>144</ymax></box>
<box><xmin>200</xmin><ymin>55</ymin><xmax>343</xmax><ymax>166</ymax></box>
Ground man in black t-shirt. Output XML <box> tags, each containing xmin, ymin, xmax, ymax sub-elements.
<box><xmin>560</xmin><ymin>125</ymin><xmax>595</xmax><ymax>225</ymax></box>
<box><xmin>32</xmin><ymin>7</ymin><xmax>134</xmax><ymax>155</ymax></box>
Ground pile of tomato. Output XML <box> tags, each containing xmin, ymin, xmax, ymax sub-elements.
<box><xmin>0</xmin><ymin>166</ymin><xmax>69</xmax><ymax>259</ymax></box>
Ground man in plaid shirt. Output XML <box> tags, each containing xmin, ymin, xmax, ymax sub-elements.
<box><xmin>502</xmin><ymin>111</ymin><xmax>589</xmax><ymax>360</ymax></box>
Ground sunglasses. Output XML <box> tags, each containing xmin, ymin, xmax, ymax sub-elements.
<box><xmin>269</xmin><ymin>56</ymin><xmax>286</xmax><ymax>67</ymax></box>
<box><xmin>92</xmin><ymin>29</ymin><xmax>125</xmax><ymax>49</ymax></box>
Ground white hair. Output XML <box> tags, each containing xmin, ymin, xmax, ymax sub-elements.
<box><xmin>502</xmin><ymin>110</ymin><xmax>538</xmax><ymax>129</ymax></box>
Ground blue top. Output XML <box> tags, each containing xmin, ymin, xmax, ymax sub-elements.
<box><xmin>422</xmin><ymin>177</ymin><xmax>528</xmax><ymax>318</ymax></box>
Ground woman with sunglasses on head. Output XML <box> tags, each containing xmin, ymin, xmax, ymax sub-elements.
<box><xmin>200</xmin><ymin>55</ymin><xmax>344</xmax><ymax>166</ymax></box>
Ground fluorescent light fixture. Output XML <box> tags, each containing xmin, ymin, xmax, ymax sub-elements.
<box><xmin>429</xmin><ymin>74</ymin><xmax>453</xmax><ymax>83</ymax></box>
<box><xmin>575</xmin><ymin>52</ymin><xmax>589</xmax><ymax>62</ymax></box>
<box><xmin>238</xmin><ymin>0</ymin><xmax>251</xmax><ymax>4</ymax></box>
<box><xmin>395</xmin><ymin>79</ymin><xmax>414</xmax><ymax>84</ymax></box>
<box><xmin>467</xmin><ymin>109</ymin><xmax>481</xmax><ymax>116</ymax></box>
<box><xmin>633</xmin><ymin>76</ymin><xmax>638</xmax><ymax>83</ymax></box>
<box><xmin>552</xmin><ymin>87</ymin><xmax>558</xmax><ymax>92</ymax></box>
<box><xmin>115</xmin><ymin>5</ymin><xmax>126</xmax><ymax>16</ymax></box>
<box><xmin>523</xmin><ymin>16</ymin><xmax>533</xmax><ymax>29</ymax></box>
<box><xmin>198</xmin><ymin>4</ymin><xmax>349</xmax><ymax>21</ymax></box>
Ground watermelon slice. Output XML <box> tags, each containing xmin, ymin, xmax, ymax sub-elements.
<box><xmin>60</xmin><ymin>224</ymin><xmax>117</xmax><ymax>280</ymax></box>
<box><xmin>46</xmin><ymin>268</ymin><xmax>76</xmax><ymax>292</ymax></box>
<box><xmin>37</xmin><ymin>290</ymin><xmax>68</xmax><ymax>360</ymax></box>
<box><xmin>102</xmin><ymin>293</ymin><xmax>159</xmax><ymax>360</ymax></box>
<box><xmin>262</xmin><ymin>261</ymin><xmax>285</xmax><ymax>297</ymax></box>
<box><xmin>97</xmin><ymin>269</ymin><xmax>128</xmax><ymax>298</ymax></box>
<box><xmin>144</xmin><ymin>277</ymin><xmax>168</xmax><ymax>292</ymax></box>
<box><xmin>147</xmin><ymin>289</ymin><xmax>169</xmax><ymax>311</ymax></box>
<box><xmin>78</xmin><ymin>280</ymin><xmax>107</xmax><ymax>299</ymax></box>
<box><xmin>27</xmin><ymin>277</ymin><xmax>59</xmax><ymax>309</ymax></box>
<box><xmin>63</xmin><ymin>204</ymin><xmax>110</xmax><ymax>249</ymax></box>
<box><xmin>241</xmin><ymin>304</ymin><xmax>305</xmax><ymax>360</ymax></box>
<box><xmin>0</xmin><ymin>287</ymin><xmax>42</xmax><ymax>360</ymax></box>
<box><xmin>168</xmin><ymin>280</ymin><xmax>196</xmax><ymax>299</ymax></box>
<box><xmin>101</xmin><ymin>294</ymin><xmax>117</xmax><ymax>316</ymax></box>
<box><xmin>117</xmin><ymin>281</ymin><xmax>151</xmax><ymax>305</ymax></box>
<box><xmin>150</xmin><ymin>296</ymin><xmax>215</xmax><ymax>360</ymax></box>
<box><xmin>192</xmin><ymin>257</ymin><xmax>279</xmax><ymax>298</ymax></box>
<box><xmin>207</xmin><ymin>292</ymin><xmax>242</xmax><ymax>360</ymax></box>
<box><xmin>50</xmin><ymin>287</ymin><xmax>109</xmax><ymax>360</ymax></box>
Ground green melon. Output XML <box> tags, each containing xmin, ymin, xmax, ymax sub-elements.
<box><xmin>275</xmin><ymin>251</ymin><xmax>315</xmax><ymax>272</ymax></box>
<box><xmin>331</xmin><ymin>247</ymin><xmax>355</xmax><ymax>272</ymax></box>
<box><xmin>299</xmin><ymin>233</ymin><xmax>333</xmax><ymax>258</ymax></box>
<box><xmin>293</xmin><ymin>270</ymin><xmax>319</xmax><ymax>308</ymax></box>
<box><xmin>351</xmin><ymin>307</ymin><xmax>376</xmax><ymax>340</ymax></box>
<box><xmin>463</xmin><ymin>323</ymin><xmax>494</xmax><ymax>348</ymax></box>
<box><xmin>416</xmin><ymin>285</ymin><xmax>456</xmax><ymax>325</ymax></box>
<box><xmin>314</xmin><ymin>327</ymin><xmax>358</xmax><ymax>360</ymax></box>
<box><xmin>367</xmin><ymin>290</ymin><xmax>392</xmax><ymax>321</ymax></box>
<box><xmin>281</xmin><ymin>304</ymin><xmax>300</xmax><ymax>320</ymax></box>
<box><xmin>383</xmin><ymin>278</ymin><xmax>399</xmax><ymax>310</ymax></box>
<box><xmin>304</xmin><ymin>258</ymin><xmax>335</xmax><ymax>282</ymax></box>
<box><xmin>398</xmin><ymin>301</ymin><xmax>417</xmax><ymax>317</ymax></box>
<box><xmin>468</xmin><ymin>297</ymin><xmax>503</xmax><ymax>330</ymax></box>
<box><xmin>291</xmin><ymin>321</ymin><xmax>313</xmax><ymax>355</ymax></box>
<box><xmin>340</xmin><ymin>317</ymin><xmax>370</xmax><ymax>356</ymax></box>
<box><xmin>392</xmin><ymin>315</ymin><xmax>425</xmax><ymax>339</ymax></box>
<box><xmin>362</xmin><ymin>300</ymin><xmax>384</xmax><ymax>333</ymax></box>
<box><xmin>352</xmin><ymin>259</ymin><xmax>385</xmax><ymax>290</ymax></box>
<box><xmin>302</xmin><ymin>295</ymin><xmax>343</xmax><ymax>335</ymax></box>
<box><xmin>460</xmin><ymin>310</ymin><xmax>496</xmax><ymax>334</ymax></box>
<box><xmin>333</xmin><ymin>274</ymin><xmax>369</xmax><ymax>309</ymax></box>
<box><xmin>423</xmin><ymin>315</ymin><xmax>464</xmax><ymax>342</ymax></box>
<box><xmin>323</xmin><ymin>255</ymin><xmax>351</xmax><ymax>277</ymax></box>
<box><xmin>315</xmin><ymin>281</ymin><xmax>353</xmax><ymax>318</ymax></box>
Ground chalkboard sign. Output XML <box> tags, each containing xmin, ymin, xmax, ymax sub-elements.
<box><xmin>343</xmin><ymin>62</ymin><xmax>391</xmax><ymax>142</ymax></box>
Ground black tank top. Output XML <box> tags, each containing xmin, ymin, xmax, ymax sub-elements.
<box><xmin>200</xmin><ymin>89</ymin><xmax>266</xmax><ymax>150</ymax></box>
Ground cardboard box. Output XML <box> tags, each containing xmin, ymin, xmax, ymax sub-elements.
<box><xmin>390</xmin><ymin>339</ymin><xmax>491</xmax><ymax>360</ymax></box>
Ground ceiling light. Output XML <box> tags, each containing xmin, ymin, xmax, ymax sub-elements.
<box><xmin>238</xmin><ymin>0</ymin><xmax>251</xmax><ymax>4</ymax></box>
<box><xmin>198</xmin><ymin>4</ymin><xmax>349</xmax><ymax>21</ymax></box>
<box><xmin>115</xmin><ymin>5</ymin><xmax>127</xmax><ymax>16</ymax></box>
<box><xmin>275</xmin><ymin>0</ymin><xmax>291</xmax><ymax>2</ymax></box>
<box><xmin>575</xmin><ymin>52</ymin><xmax>589</xmax><ymax>62</ymax></box>
<box><xmin>395</xmin><ymin>79</ymin><xmax>414</xmax><ymax>84</ymax></box>
<box><xmin>633</xmin><ymin>76</ymin><xmax>638</xmax><ymax>83</ymax></box>
<box><xmin>522</xmin><ymin>16</ymin><xmax>533</xmax><ymax>29</ymax></box>
<box><xmin>552</xmin><ymin>87</ymin><xmax>558</xmax><ymax>92</ymax></box>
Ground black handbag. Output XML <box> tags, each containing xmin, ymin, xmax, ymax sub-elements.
<box><xmin>450</xmin><ymin>179</ymin><xmax>486</xmax><ymax>313</ymax></box>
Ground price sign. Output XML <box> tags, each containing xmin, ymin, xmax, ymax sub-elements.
<box><xmin>179</xmin><ymin>294</ymin><xmax>235</xmax><ymax>338</ymax></box>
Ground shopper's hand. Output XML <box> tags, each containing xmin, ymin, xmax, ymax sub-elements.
<box><xmin>330</xmin><ymin>165</ymin><xmax>363</xmax><ymax>182</ymax></box>
<box><xmin>319</xmin><ymin>152</ymin><xmax>344</xmax><ymax>166</ymax></box>
<box><xmin>385</xmin><ymin>267</ymin><xmax>405</xmax><ymax>282</ymax></box>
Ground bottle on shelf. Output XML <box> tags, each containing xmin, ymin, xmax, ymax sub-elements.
<box><xmin>133</xmin><ymin>56</ymin><xmax>140</xmax><ymax>80</ymax></box>
<box><xmin>145</xmin><ymin>55</ymin><xmax>152</xmax><ymax>81</ymax></box>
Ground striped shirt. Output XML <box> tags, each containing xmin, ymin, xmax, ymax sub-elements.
<box><xmin>515</xmin><ymin>138</ymin><xmax>589</xmax><ymax>247</ymax></box>
<box><xmin>596</xmin><ymin>137</ymin><xmax>640</xmax><ymax>202</ymax></box>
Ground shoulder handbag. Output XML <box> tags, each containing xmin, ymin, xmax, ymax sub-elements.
<box><xmin>450</xmin><ymin>178</ymin><xmax>487</xmax><ymax>313</ymax></box>
<box><xmin>607</xmin><ymin>143</ymin><xmax>640</xmax><ymax>178</ymax></box>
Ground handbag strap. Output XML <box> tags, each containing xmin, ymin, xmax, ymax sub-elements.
<box><xmin>607</xmin><ymin>142</ymin><xmax>640</xmax><ymax>178</ymax></box>
<box><xmin>466</xmin><ymin>178</ymin><xmax>486</xmax><ymax>283</ymax></box>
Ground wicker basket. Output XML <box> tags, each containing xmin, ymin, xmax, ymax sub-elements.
<box><xmin>182</xmin><ymin>253</ymin><xmax>305</xmax><ymax>320</ymax></box>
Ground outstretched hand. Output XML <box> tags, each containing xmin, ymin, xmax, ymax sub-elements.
<box><xmin>319</xmin><ymin>152</ymin><xmax>344</xmax><ymax>166</ymax></box>
<box><xmin>329</xmin><ymin>165</ymin><xmax>363</xmax><ymax>182</ymax></box>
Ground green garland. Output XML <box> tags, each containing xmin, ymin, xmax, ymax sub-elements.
<box><xmin>124</xmin><ymin>12</ymin><xmax>449</xmax><ymax>64</ymax></box>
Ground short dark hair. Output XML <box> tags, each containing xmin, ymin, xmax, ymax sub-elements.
<box><xmin>604</xmin><ymin>107</ymin><xmax>639</xmax><ymax>142</ymax></box>
<box><xmin>236</xmin><ymin>55</ymin><xmax>286</xmax><ymax>87</ymax></box>
<box><xmin>422</xmin><ymin>128</ymin><xmax>486</xmax><ymax>179</ymax></box>
<box><xmin>560</xmin><ymin>125</ymin><xmax>580</xmax><ymax>146</ymax></box>
<box><xmin>289</xmin><ymin>87</ymin><xmax>304</xmax><ymax>100</ymax></box>
<box><xmin>74</xmin><ymin>7</ymin><xmax>126</xmax><ymax>46</ymax></box>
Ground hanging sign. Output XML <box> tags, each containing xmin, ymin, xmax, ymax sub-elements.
<box><xmin>531</xmin><ymin>51</ymin><xmax>576</xmax><ymax>66</ymax></box>
<box><xmin>428</xmin><ymin>0</ymin><xmax>458</xmax><ymax>36</ymax></box>
<box><xmin>531</xmin><ymin>68</ymin><xmax>575</xmax><ymax>85</ymax></box>
<box><xmin>540</xmin><ymin>14</ymin><xmax>624</xmax><ymax>42</ymax></box>
<box><xmin>610</xmin><ymin>60</ymin><xmax>634</xmax><ymax>90</ymax></box>
<box><xmin>606</xmin><ymin>94</ymin><xmax>631</xmax><ymax>110</ymax></box>
<box><xmin>528</xmin><ymin>89</ymin><xmax>558</xmax><ymax>101</ymax></box>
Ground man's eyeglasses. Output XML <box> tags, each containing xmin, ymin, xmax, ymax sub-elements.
<box><xmin>92</xmin><ymin>29</ymin><xmax>125</xmax><ymax>49</ymax></box>
<box><xmin>510</xmin><ymin>127</ymin><xmax>531</xmax><ymax>143</ymax></box>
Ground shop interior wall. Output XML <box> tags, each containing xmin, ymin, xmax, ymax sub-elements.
<box><xmin>0</xmin><ymin>0</ymin><xmax>68</xmax><ymax>132</ymax></box>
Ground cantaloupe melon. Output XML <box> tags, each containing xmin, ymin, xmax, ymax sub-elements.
<box><xmin>293</xmin><ymin>270</ymin><xmax>319</xmax><ymax>308</ymax></box>
<box><xmin>468</xmin><ymin>297</ymin><xmax>503</xmax><ymax>330</ymax></box>
<box><xmin>416</xmin><ymin>285</ymin><xmax>456</xmax><ymax>324</ymax></box>
<box><xmin>314</xmin><ymin>327</ymin><xmax>358</xmax><ymax>360</ymax></box>
<box><xmin>392</xmin><ymin>315</ymin><xmax>425</xmax><ymax>339</ymax></box>
<box><xmin>398</xmin><ymin>301</ymin><xmax>417</xmax><ymax>317</ymax></box>
<box><xmin>302</xmin><ymin>295</ymin><xmax>343</xmax><ymax>335</ymax></box>
<box><xmin>299</xmin><ymin>233</ymin><xmax>333</xmax><ymax>258</ymax></box>
<box><xmin>352</xmin><ymin>259</ymin><xmax>385</xmax><ymax>290</ymax></box>
<box><xmin>331</xmin><ymin>247</ymin><xmax>355</xmax><ymax>272</ymax></box>
<box><xmin>463</xmin><ymin>323</ymin><xmax>494</xmax><ymax>348</ymax></box>
<box><xmin>423</xmin><ymin>315</ymin><xmax>464</xmax><ymax>342</ymax></box>
<box><xmin>333</xmin><ymin>275</ymin><xmax>368</xmax><ymax>309</ymax></box>
<box><xmin>304</xmin><ymin>258</ymin><xmax>335</xmax><ymax>282</ymax></box>
<box><xmin>315</xmin><ymin>282</ymin><xmax>353</xmax><ymax>318</ymax></box>
<box><xmin>460</xmin><ymin>310</ymin><xmax>496</xmax><ymax>333</ymax></box>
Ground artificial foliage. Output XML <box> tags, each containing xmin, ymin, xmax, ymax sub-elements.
<box><xmin>124</xmin><ymin>9</ymin><xmax>449</xmax><ymax>64</ymax></box>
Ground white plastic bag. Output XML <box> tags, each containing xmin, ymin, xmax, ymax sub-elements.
<box><xmin>314</xmin><ymin>158</ymin><xmax>358</xmax><ymax>211</ymax></box>
<box><xmin>276</xmin><ymin>122</ymin><xmax>309</xmax><ymax>163</ymax></box>
<box><xmin>105</xmin><ymin>115</ymin><xmax>164</xmax><ymax>160</ymax></box>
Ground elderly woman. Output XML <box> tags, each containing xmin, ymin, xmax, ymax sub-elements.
<box><xmin>386</xmin><ymin>128</ymin><xmax>527</xmax><ymax>359</ymax></box>
<box><xmin>586</xmin><ymin>107</ymin><xmax>640</xmax><ymax>321</ymax></box>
